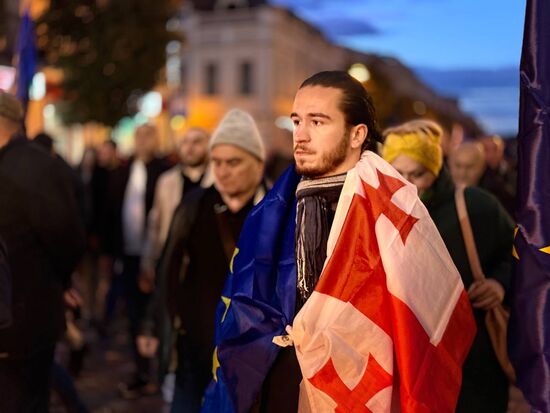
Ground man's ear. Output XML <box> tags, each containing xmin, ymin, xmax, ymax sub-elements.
<box><xmin>350</xmin><ymin>124</ymin><xmax>368</xmax><ymax>150</ymax></box>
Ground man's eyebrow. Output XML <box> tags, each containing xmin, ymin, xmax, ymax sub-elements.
<box><xmin>289</xmin><ymin>112</ymin><xmax>332</xmax><ymax>120</ymax></box>
<box><xmin>308</xmin><ymin>112</ymin><xmax>331</xmax><ymax>120</ymax></box>
<box><xmin>211</xmin><ymin>157</ymin><xmax>241</xmax><ymax>162</ymax></box>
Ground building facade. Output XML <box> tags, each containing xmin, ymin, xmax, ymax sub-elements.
<box><xmin>179</xmin><ymin>1</ymin><xmax>349</xmax><ymax>150</ymax></box>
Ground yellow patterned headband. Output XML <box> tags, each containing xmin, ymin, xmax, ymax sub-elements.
<box><xmin>382</xmin><ymin>124</ymin><xmax>443</xmax><ymax>177</ymax></box>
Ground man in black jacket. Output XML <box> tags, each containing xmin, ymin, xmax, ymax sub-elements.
<box><xmin>104</xmin><ymin>123</ymin><xmax>169</xmax><ymax>398</ymax></box>
<box><xmin>0</xmin><ymin>236</ymin><xmax>10</xmax><ymax>330</ymax></box>
<box><xmin>0</xmin><ymin>91</ymin><xmax>86</xmax><ymax>412</ymax></box>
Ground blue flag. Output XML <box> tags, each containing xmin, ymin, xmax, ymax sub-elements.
<box><xmin>508</xmin><ymin>0</ymin><xmax>550</xmax><ymax>411</ymax></box>
<box><xmin>201</xmin><ymin>166</ymin><xmax>300</xmax><ymax>413</ymax></box>
<box><xmin>15</xmin><ymin>10</ymin><xmax>37</xmax><ymax>109</ymax></box>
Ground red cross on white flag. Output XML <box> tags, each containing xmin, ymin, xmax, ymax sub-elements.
<box><xmin>289</xmin><ymin>152</ymin><xmax>476</xmax><ymax>413</ymax></box>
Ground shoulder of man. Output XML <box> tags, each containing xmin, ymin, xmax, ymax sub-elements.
<box><xmin>464</xmin><ymin>185</ymin><xmax>514</xmax><ymax>223</ymax></box>
<box><xmin>0</xmin><ymin>138</ymin><xmax>61</xmax><ymax>180</ymax></box>
<box><xmin>158</xmin><ymin>165</ymin><xmax>182</xmax><ymax>185</ymax></box>
<box><xmin>147</xmin><ymin>156</ymin><xmax>171</xmax><ymax>174</ymax></box>
<box><xmin>172</xmin><ymin>186</ymin><xmax>209</xmax><ymax>227</ymax></box>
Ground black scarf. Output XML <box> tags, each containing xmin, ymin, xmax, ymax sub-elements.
<box><xmin>295</xmin><ymin>173</ymin><xmax>346</xmax><ymax>309</ymax></box>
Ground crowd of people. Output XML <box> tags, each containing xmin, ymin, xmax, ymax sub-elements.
<box><xmin>0</xmin><ymin>68</ymin><xmax>521</xmax><ymax>413</ymax></box>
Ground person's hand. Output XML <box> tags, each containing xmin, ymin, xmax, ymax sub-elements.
<box><xmin>138</xmin><ymin>269</ymin><xmax>155</xmax><ymax>293</ymax></box>
<box><xmin>468</xmin><ymin>279</ymin><xmax>505</xmax><ymax>310</ymax></box>
<box><xmin>137</xmin><ymin>335</ymin><xmax>159</xmax><ymax>358</ymax></box>
<box><xmin>63</xmin><ymin>288</ymin><xmax>83</xmax><ymax>309</ymax></box>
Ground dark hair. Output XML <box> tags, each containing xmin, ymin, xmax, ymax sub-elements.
<box><xmin>33</xmin><ymin>132</ymin><xmax>54</xmax><ymax>151</ymax></box>
<box><xmin>300</xmin><ymin>71</ymin><xmax>382</xmax><ymax>151</ymax></box>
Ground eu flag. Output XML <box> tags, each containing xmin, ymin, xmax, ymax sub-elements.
<box><xmin>201</xmin><ymin>166</ymin><xmax>300</xmax><ymax>413</ymax></box>
<box><xmin>15</xmin><ymin>10</ymin><xmax>37</xmax><ymax>109</ymax></box>
<box><xmin>508</xmin><ymin>0</ymin><xmax>550</xmax><ymax>411</ymax></box>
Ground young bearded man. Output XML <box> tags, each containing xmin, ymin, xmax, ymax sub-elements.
<box><xmin>202</xmin><ymin>71</ymin><xmax>477</xmax><ymax>413</ymax></box>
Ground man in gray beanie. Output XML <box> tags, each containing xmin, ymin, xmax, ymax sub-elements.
<box><xmin>137</xmin><ymin>108</ymin><xmax>268</xmax><ymax>413</ymax></box>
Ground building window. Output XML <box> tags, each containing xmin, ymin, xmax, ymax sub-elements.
<box><xmin>239</xmin><ymin>61</ymin><xmax>253</xmax><ymax>96</ymax></box>
<box><xmin>204</xmin><ymin>62</ymin><xmax>218</xmax><ymax>95</ymax></box>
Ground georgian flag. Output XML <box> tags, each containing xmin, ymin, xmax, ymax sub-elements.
<box><xmin>287</xmin><ymin>152</ymin><xmax>476</xmax><ymax>413</ymax></box>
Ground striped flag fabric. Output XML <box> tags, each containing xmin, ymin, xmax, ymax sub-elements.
<box><xmin>289</xmin><ymin>152</ymin><xmax>476</xmax><ymax>412</ymax></box>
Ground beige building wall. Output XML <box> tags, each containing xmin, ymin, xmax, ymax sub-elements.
<box><xmin>180</xmin><ymin>5</ymin><xmax>349</xmax><ymax>153</ymax></box>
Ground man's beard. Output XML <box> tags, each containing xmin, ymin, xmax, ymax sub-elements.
<box><xmin>295</xmin><ymin>132</ymin><xmax>349</xmax><ymax>178</ymax></box>
<box><xmin>183</xmin><ymin>154</ymin><xmax>207</xmax><ymax>168</ymax></box>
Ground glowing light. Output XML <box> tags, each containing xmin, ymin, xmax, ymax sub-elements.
<box><xmin>170</xmin><ymin>115</ymin><xmax>187</xmax><ymax>131</ymax></box>
<box><xmin>275</xmin><ymin>116</ymin><xmax>294</xmax><ymax>131</ymax></box>
<box><xmin>166</xmin><ymin>41</ymin><xmax>181</xmax><ymax>55</ymax></box>
<box><xmin>138</xmin><ymin>91</ymin><xmax>163</xmax><ymax>118</ymax></box>
<box><xmin>413</xmin><ymin>101</ymin><xmax>427</xmax><ymax>115</ymax></box>
<box><xmin>348</xmin><ymin>63</ymin><xmax>370</xmax><ymax>83</ymax></box>
<box><xmin>30</xmin><ymin>72</ymin><xmax>46</xmax><ymax>100</ymax></box>
<box><xmin>0</xmin><ymin>65</ymin><xmax>16</xmax><ymax>91</ymax></box>
<box><xmin>43</xmin><ymin>104</ymin><xmax>55</xmax><ymax>119</ymax></box>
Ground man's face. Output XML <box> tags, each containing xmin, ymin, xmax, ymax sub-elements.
<box><xmin>97</xmin><ymin>143</ymin><xmax>116</xmax><ymax>167</ymax></box>
<box><xmin>210</xmin><ymin>144</ymin><xmax>263</xmax><ymax>197</ymax></box>
<box><xmin>291</xmin><ymin>86</ymin><xmax>353</xmax><ymax>178</ymax></box>
<box><xmin>134</xmin><ymin>125</ymin><xmax>157</xmax><ymax>160</ymax></box>
<box><xmin>449</xmin><ymin>145</ymin><xmax>486</xmax><ymax>186</ymax></box>
<box><xmin>480</xmin><ymin>137</ymin><xmax>504</xmax><ymax>169</ymax></box>
<box><xmin>177</xmin><ymin>129</ymin><xmax>208</xmax><ymax>167</ymax></box>
<box><xmin>391</xmin><ymin>154</ymin><xmax>437</xmax><ymax>197</ymax></box>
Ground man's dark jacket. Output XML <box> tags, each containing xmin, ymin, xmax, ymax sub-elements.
<box><xmin>0</xmin><ymin>236</ymin><xmax>11</xmax><ymax>329</ymax></box>
<box><xmin>0</xmin><ymin>137</ymin><xmax>86</xmax><ymax>359</ymax></box>
<box><xmin>104</xmin><ymin>157</ymin><xmax>168</xmax><ymax>256</ymax></box>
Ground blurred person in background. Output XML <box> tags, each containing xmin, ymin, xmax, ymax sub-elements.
<box><xmin>382</xmin><ymin>119</ymin><xmax>514</xmax><ymax>413</ymax></box>
<box><xmin>95</xmin><ymin>140</ymin><xmax>121</xmax><ymax>252</ymax></box>
<box><xmin>265</xmin><ymin>129</ymin><xmax>294</xmax><ymax>182</ymax></box>
<box><xmin>479</xmin><ymin>135</ymin><xmax>517</xmax><ymax>216</ymax></box>
<box><xmin>138</xmin><ymin>127</ymin><xmax>212</xmax><ymax>402</ymax></box>
<box><xmin>448</xmin><ymin>141</ymin><xmax>487</xmax><ymax>187</ymax></box>
<box><xmin>0</xmin><ymin>91</ymin><xmax>86</xmax><ymax>412</ymax></box>
<box><xmin>31</xmin><ymin>131</ymin><xmax>90</xmax><ymax>411</ymax></box>
<box><xmin>104</xmin><ymin>123</ymin><xmax>169</xmax><ymax>399</ymax></box>
<box><xmin>74</xmin><ymin>147</ymin><xmax>102</xmax><ymax>328</ymax></box>
<box><xmin>440</xmin><ymin>122</ymin><xmax>464</xmax><ymax>164</ymax></box>
<box><xmin>139</xmin><ymin>127</ymin><xmax>212</xmax><ymax>294</ymax></box>
<box><xmin>92</xmin><ymin>139</ymin><xmax>120</xmax><ymax>327</ymax></box>
<box><xmin>33</xmin><ymin>131</ymin><xmax>87</xmax><ymax>224</ymax></box>
<box><xmin>138</xmin><ymin>109</ymin><xmax>267</xmax><ymax>412</ymax></box>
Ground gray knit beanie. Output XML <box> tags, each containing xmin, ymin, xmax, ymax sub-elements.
<box><xmin>209</xmin><ymin>109</ymin><xmax>265</xmax><ymax>161</ymax></box>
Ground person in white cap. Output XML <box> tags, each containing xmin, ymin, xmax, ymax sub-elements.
<box><xmin>137</xmin><ymin>108</ymin><xmax>268</xmax><ymax>413</ymax></box>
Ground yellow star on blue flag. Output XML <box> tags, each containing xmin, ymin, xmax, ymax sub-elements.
<box><xmin>212</xmin><ymin>347</ymin><xmax>220</xmax><ymax>381</ymax></box>
<box><xmin>513</xmin><ymin>227</ymin><xmax>520</xmax><ymax>260</ymax></box>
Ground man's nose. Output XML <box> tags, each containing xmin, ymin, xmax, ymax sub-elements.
<box><xmin>294</xmin><ymin>124</ymin><xmax>310</xmax><ymax>144</ymax></box>
<box><xmin>218</xmin><ymin>164</ymin><xmax>230</xmax><ymax>178</ymax></box>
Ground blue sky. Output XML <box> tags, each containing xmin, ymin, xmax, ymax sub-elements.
<box><xmin>271</xmin><ymin>0</ymin><xmax>525</xmax><ymax>70</ymax></box>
